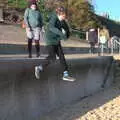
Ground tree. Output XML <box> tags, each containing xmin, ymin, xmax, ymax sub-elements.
<box><xmin>7</xmin><ymin>0</ymin><xmax>101</xmax><ymax>29</ymax></box>
<box><xmin>44</xmin><ymin>0</ymin><xmax>101</xmax><ymax>30</ymax></box>
<box><xmin>8</xmin><ymin>0</ymin><xmax>27</xmax><ymax>8</ymax></box>
<box><xmin>65</xmin><ymin>0</ymin><xmax>101</xmax><ymax>30</ymax></box>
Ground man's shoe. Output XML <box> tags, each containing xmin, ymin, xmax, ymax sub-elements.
<box><xmin>35</xmin><ymin>65</ymin><xmax>43</xmax><ymax>79</ymax></box>
<box><xmin>63</xmin><ymin>75</ymin><xmax>75</xmax><ymax>82</ymax></box>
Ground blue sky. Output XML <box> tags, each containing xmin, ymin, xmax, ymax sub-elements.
<box><xmin>93</xmin><ymin>0</ymin><xmax>120</xmax><ymax>20</ymax></box>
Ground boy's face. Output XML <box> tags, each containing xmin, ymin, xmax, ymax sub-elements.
<box><xmin>58</xmin><ymin>13</ymin><xmax>66</xmax><ymax>21</ymax></box>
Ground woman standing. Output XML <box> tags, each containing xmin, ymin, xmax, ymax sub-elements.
<box><xmin>24</xmin><ymin>1</ymin><xmax>43</xmax><ymax>58</ymax></box>
<box><xmin>99</xmin><ymin>26</ymin><xmax>110</xmax><ymax>54</ymax></box>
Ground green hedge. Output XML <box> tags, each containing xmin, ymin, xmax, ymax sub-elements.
<box><xmin>8</xmin><ymin>0</ymin><xmax>27</xmax><ymax>8</ymax></box>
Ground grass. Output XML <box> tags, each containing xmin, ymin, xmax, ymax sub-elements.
<box><xmin>8</xmin><ymin>0</ymin><xmax>27</xmax><ymax>9</ymax></box>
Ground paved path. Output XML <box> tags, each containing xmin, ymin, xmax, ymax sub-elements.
<box><xmin>0</xmin><ymin>24</ymin><xmax>89</xmax><ymax>47</ymax></box>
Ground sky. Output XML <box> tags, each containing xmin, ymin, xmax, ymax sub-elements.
<box><xmin>92</xmin><ymin>0</ymin><xmax>120</xmax><ymax>20</ymax></box>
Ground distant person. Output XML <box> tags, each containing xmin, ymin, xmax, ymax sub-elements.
<box><xmin>87</xmin><ymin>28</ymin><xmax>98</xmax><ymax>54</ymax></box>
<box><xmin>34</xmin><ymin>6</ymin><xmax>75</xmax><ymax>82</ymax></box>
<box><xmin>99</xmin><ymin>26</ymin><xmax>110</xmax><ymax>45</ymax></box>
<box><xmin>24</xmin><ymin>1</ymin><xmax>43</xmax><ymax>58</ymax></box>
<box><xmin>99</xmin><ymin>26</ymin><xmax>110</xmax><ymax>53</ymax></box>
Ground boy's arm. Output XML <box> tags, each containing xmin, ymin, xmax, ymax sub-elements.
<box><xmin>61</xmin><ymin>20</ymin><xmax>70</xmax><ymax>38</ymax></box>
<box><xmin>49</xmin><ymin>15</ymin><xmax>66</xmax><ymax>39</ymax></box>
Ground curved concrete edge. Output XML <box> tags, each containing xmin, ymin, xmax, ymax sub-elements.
<box><xmin>0</xmin><ymin>44</ymin><xmax>92</xmax><ymax>54</ymax></box>
<box><xmin>0</xmin><ymin>56</ymin><xmax>114</xmax><ymax>120</ymax></box>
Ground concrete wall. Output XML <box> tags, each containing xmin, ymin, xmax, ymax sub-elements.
<box><xmin>0</xmin><ymin>44</ymin><xmax>91</xmax><ymax>55</ymax></box>
<box><xmin>0</xmin><ymin>56</ymin><xmax>114</xmax><ymax>120</ymax></box>
<box><xmin>0</xmin><ymin>44</ymin><xmax>110</xmax><ymax>55</ymax></box>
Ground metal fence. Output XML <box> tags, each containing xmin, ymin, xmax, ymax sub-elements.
<box><xmin>111</xmin><ymin>37</ymin><xmax>120</xmax><ymax>54</ymax></box>
<box><xmin>98</xmin><ymin>36</ymin><xmax>120</xmax><ymax>55</ymax></box>
<box><xmin>71</xmin><ymin>28</ymin><xmax>86</xmax><ymax>40</ymax></box>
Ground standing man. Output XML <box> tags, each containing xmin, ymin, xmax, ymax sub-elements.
<box><xmin>35</xmin><ymin>6</ymin><xmax>75</xmax><ymax>81</ymax></box>
<box><xmin>24</xmin><ymin>1</ymin><xmax>43</xmax><ymax>58</ymax></box>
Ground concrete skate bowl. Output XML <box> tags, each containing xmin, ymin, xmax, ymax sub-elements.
<box><xmin>0</xmin><ymin>56</ymin><xmax>114</xmax><ymax>120</ymax></box>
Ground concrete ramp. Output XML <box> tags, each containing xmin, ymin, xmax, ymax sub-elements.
<box><xmin>0</xmin><ymin>56</ymin><xmax>114</xmax><ymax>120</ymax></box>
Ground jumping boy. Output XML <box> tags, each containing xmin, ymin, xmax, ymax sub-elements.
<box><xmin>35</xmin><ymin>6</ymin><xmax>75</xmax><ymax>81</ymax></box>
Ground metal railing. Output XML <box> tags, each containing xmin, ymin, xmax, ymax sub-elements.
<box><xmin>71</xmin><ymin>28</ymin><xmax>86</xmax><ymax>39</ymax></box>
<box><xmin>111</xmin><ymin>38</ymin><xmax>120</xmax><ymax>54</ymax></box>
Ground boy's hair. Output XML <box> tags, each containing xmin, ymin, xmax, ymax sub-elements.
<box><xmin>56</xmin><ymin>6</ymin><xmax>66</xmax><ymax>15</ymax></box>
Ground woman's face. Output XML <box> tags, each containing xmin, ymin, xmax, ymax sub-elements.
<box><xmin>30</xmin><ymin>4</ymin><xmax>37</xmax><ymax>10</ymax></box>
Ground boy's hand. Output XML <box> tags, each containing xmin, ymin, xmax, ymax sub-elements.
<box><xmin>62</xmin><ymin>28</ymin><xmax>66</xmax><ymax>35</ymax></box>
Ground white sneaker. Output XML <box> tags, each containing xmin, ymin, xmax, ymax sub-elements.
<box><xmin>35</xmin><ymin>65</ymin><xmax>43</xmax><ymax>79</ymax></box>
<box><xmin>63</xmin><ymin>75</ymin><xmax>76</xmax><ymax>82</ymax></box>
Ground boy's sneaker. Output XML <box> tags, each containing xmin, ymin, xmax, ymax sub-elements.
<box><xmin>35</xmin><ymin>65</ymin><xmax>43</xmax><ymax>79</ymax></box>
<box><xmin>62</xmin><ymin>71</ymin><xmax>75</xmax><ymax>82</ymax></box>
<box><xmin>63</xmin><ymin>75</ymin><xmax>75</xmax><ymax>82</ymax></box>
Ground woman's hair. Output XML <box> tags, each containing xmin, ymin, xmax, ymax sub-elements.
<box><xmin>28</xmin><ymin>1</ymin><xmax>39</xmax><ymax>10</ymax></box>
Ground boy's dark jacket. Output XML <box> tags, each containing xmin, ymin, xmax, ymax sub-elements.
<box><xmin>45</xmin><ymin>12</ymin><xmax>70</xmax><ymax>45</ymax></box>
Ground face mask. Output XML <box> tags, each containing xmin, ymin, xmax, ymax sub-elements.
<box><xmin>31</xmin><ymin>5</ymin><xmax>36</xmax><ymax>10</ymax></box>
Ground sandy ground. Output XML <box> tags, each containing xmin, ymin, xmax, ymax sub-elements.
<box><xmin>41</xmin><ymin>81</ymin><xmax>120</xmax><ymax>120</ymax></box>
